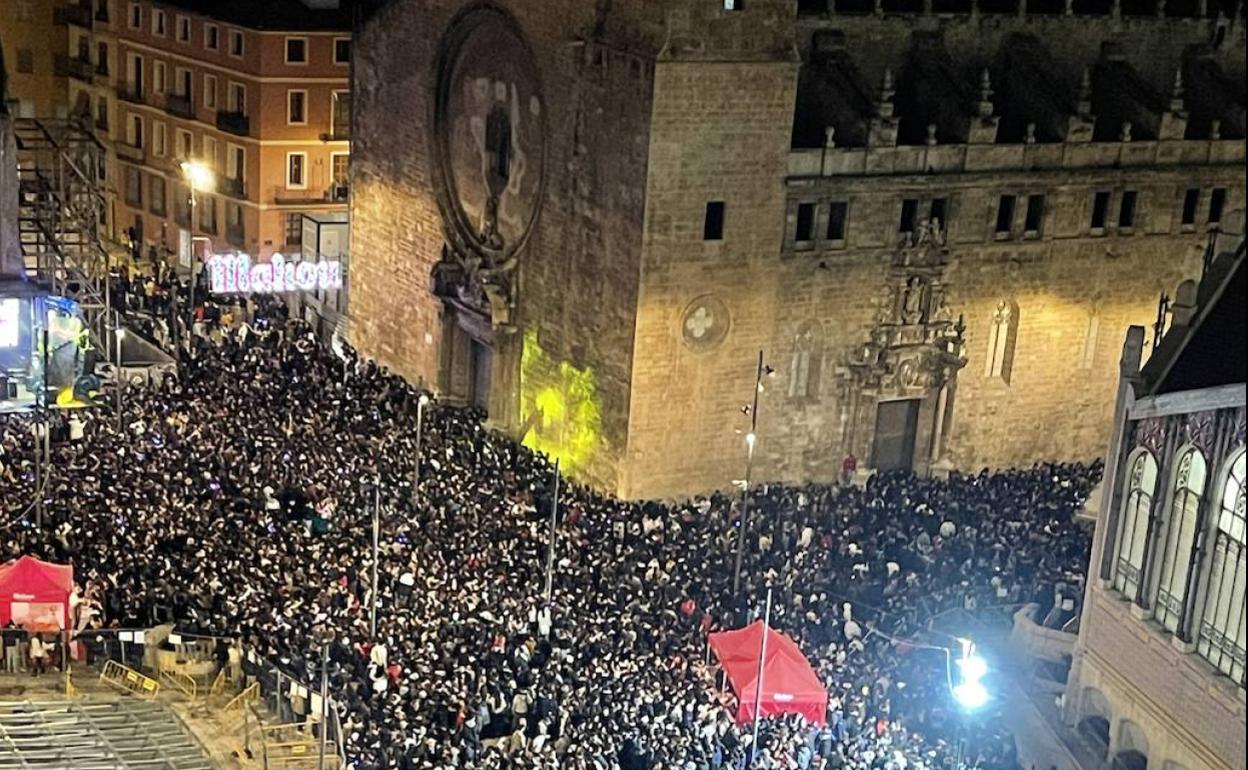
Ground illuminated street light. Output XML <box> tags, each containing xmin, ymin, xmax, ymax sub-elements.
<box><xmin>181</xmin><ymin>161</ymin><xmax>216</xmax><ymax>354</ymax></box>
<box><xmin>953</xmin><ymin>639</ymin><xmax>990</xmax><ymax>710</ymax></box>
<box><xmin>732</xmin><ymin>350</ymin><xmax>770</xmax><ymax>594</ymax></box>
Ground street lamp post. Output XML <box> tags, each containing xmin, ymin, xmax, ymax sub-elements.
<box><xmin>412</xmin><ymin>394</ymin><xmax>430</xmax><ymax>502</ymax></box>
<box><xmin>114</xmin><ymin>314</ymin><xmax>126</xmax><ymax>431</ymax></box>
<box><xmin>180</xmin><ymin>161</ymin><xmax>214</xmax><ymax>352</ymax></box>
<box><xmin>732</xmin><ymin>350</ymin><xmax>772</xmax><ymax>595</ymax></box>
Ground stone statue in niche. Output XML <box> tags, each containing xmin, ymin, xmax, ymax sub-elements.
<box><xmin>901</xmin><ymin>275</ymin><xmax>926</xmax><ymax>324</ymax></box>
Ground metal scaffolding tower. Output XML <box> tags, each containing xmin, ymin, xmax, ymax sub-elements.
<box><xmin>12</xmin><ymin>117</ymin><xmax>111</xmax><ymax>345</ymax></box>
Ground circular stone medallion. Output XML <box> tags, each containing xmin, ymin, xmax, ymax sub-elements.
<box><xmin>681</xmin><ymin>295</ymin><xmax>731</xmax><ymax>351</ymax></box>
<box><xmin>431</xmin><ymin>7</ymin><xmax>546</xmax><ymax>264</ymax></box>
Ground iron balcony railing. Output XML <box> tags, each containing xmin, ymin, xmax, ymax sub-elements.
<box><xmin>215</xmin><ymin>110</ymin><xmax>250</xmax><ymax>137</ymax></box>
<box><xmin>165</xmin><ymin>93</ymin><xmax>195</xmax><ymax>119</ymax></box>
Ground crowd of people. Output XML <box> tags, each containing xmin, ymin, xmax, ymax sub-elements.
<box><xmin>0</xmin><ymin>297</ymin><xmax>1100</xmax><ymax>770</ymax></box>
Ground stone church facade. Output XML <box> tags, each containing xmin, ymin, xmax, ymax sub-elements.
<box><xmin>349</xmin><ymin>0</ymin><xmax>1246</xmax><ymax>499</ymax></box>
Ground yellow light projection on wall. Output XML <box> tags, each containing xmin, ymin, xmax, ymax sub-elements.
<box><xmin>519</xmin><ymin>327</ymin><xmax>603</xmax><ymax>476</ymax></box>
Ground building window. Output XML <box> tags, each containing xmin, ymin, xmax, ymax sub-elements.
<box><xmin>287</xmin><ymin>152</ymin><xmax>308</xmax><ymax>189</ymax></box>
<box><xmin>227</xmin><ymin>203</ymin><xmax>244</xmax><ymax>246</ymax></box>
<box><xmin>128</xmin><ymin>2</ymin><xmax>141</xmax><ymax>29</ymax></box>
<box><xmin>984</xmin><ymin>299</ymin><xmax>1019</xmax><ymax>384</ymax></box>
<box><xmin>202</xmin><ymin>136</ymin><xmax>217</xmax><ymax>168</ymax></box>
<box><xmin>15</xmin><ymin>49</ymin><xmax>34</xmax><ymax>74</ymax></box>
<box><xmin>175</xmin><ymin>67</ymin><xmax>192</xmax><ymax>100</ymax></box>
<box><xmin>152</xmin><ymin>121</ymin><xmax>166</xmax><ymax>157</ymax></box>
<box><xmin>176</xmin><ymin>16</ymin><xmax>191</xmax><ymax>43</ymax></box>
<box><xmin>127</xmin><ymin>114</ymin><xmax>144</xmax><ymax>148</ymax></box>
<box><xmin>175</xmin><ymin>129</ymin><xmax>192</xmax><ymax>159</ymax></box>
<box><xmin>1024</xmin><ymin>194</ymin><xmax>1045</xmax><ymax>238</ymax></box>
<box><xmin>199</xmin><ymin>195</ymin><xmax>217</xmax><ymax>234</ymax></box>
<box><xmin>152</xmin><ymin>61</ymin><xmax>166</xmax><ymax>95</ymax></box>
<box><xmin>1209</xmin><ymin>188</ymin><xmax>1226</xmax><ymax>226</ymax></box>
<box><xmin>331</xmin><ymin>153</ymin><xmax>349</xmax><ymax>188</ymax></box>
<box><xmin>229</xmin><ymin>30</ymin><xmax>244</xmax><ymax>58</ymax></box>
<box><xmin>204</xmin><ymin>23</ymin><xmax>219</xmax><ymax>51</ymax></box>
<box><xmin>124</xmin><ymin>166</ymin><xmax>142</xmax><ymax>206</ymax></box>
<box><xmin>227</xmin><ymin>144</ymin><xmax>245</xmax><ymax>183</ymax></box>
<box><xmin>287</xmin><ymin>90</ymin><xmax>307</xmax><ymax>125</ymax></box>
<box><xmin>1181</xmin><ymin>188</ymin><xmax>1200</xmax><ymax>229</ymax></box>
<box><xmin>826</xmin><ymin>201</ymin><xmax>848</xmax><ymax>244</ymax></box>
<box><xmin>1198</xmin><ymin>449</ymin><xmax>1246</xmax><ymax>684</ymax></box>
<box><xmin>228</xmin><ymin>82</ymin><xmax>246</xmax><ymax>114</ymax></box>
<box><xmin>285</xmin><ymin>37</ymin><xmax>308</xmax><ymax>65</ymax></box>
<box><xmin>898</xmin><ymin>198</ymin><xmax>918</xmax><ymax>236</ymax></box>
<box><xmin>928</xmin><ymin>197</ymin><xmax>947</xmax><ymax>232</ymax></box>
<box><xmin>788</xmin><ymin>321</ymin><xmax>822</xmax><ymax>400</ymax></box>
<box><xmin>204</xmin><ymin>74</ymin><xmax>217</xmax><ymax>109</ymax></box>
<box><xmin>150</xmin><ymin>174</ymin><xmax>166</xmax><ymax>216</ymax></box>
<box><xmin>1153</xmin><ymin>447</ymin><xmax>1208</xmax><ymax>634</ymax></box>
<box><xmin>332</xmin><ymin>91</ymin><xmax>351</xmax><ymax>137</ymax></box>
<box><xmin>334</xmin><ymin>38</ymin><xmax>351</xmax><ymax>65</ymax></box>
<box><xmin>152</xmin><ymin>9</ymin><xmax>166</xmax><ymax>36</ymax></box>
<box><xmin>704</xmin><ymin>201</ymin><xmax>725</xmax><ymax>241</ymax></box>
<box><xmin>724</xmin><ymin>0</ymin><xmax>744</xmax><ymax>10</ymax></box>
<box><xmin>1118</xmin><ymin>190</ymin><xmax>1138</xmax><ymax>230</ymax></box>
<box><xmin>994</xmin><ymin>195</ymin><xmax>1016</xmax><ymax>238</ymax></box>
<box><xmin>1090</xmin><ymin>191</ymin><xmax>1111</xmax><ymax>233</ymax></box>
<box><xmin>286</xmin><ymin>213</ymin><xmax>303</xmax><ymax>246</ymax></box>
<box><xmin>794</xmin><ymin>202</ymin><xmax>815</xmax><ymax>247</ymax></box>
<box><xmin>174</xmin><ymin>182</ymin><xmax>190</xmax><ymax>226</ymax></box>
<box><xmin>1114</xmin><ymin>450</ymin><xmax>1158</xmax><ymax>600</ymax></box>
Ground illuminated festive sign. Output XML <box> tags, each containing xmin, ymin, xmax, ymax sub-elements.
<box><xmin>206</xmin><ymin>253</ymin><xmax>343</xmax><ymax>295</ymax></box>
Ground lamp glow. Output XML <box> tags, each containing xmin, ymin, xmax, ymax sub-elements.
<box><xmin>745</xmin><ymin>432</ymin><xmax>757</xmax><ymax>450</ymax></box>
<box><xmin>180</xmin><ymin>160</ymin><xmax>215</xmax><ymax>192</ymax></box>
<box><xmin>418</xmin><ymin>394</ymin><xmax>431</xmax><ymax>407</ymax></box>
<box><xmin>953</xmin><ymin>681</ymin><xmax>989</xmax><ymax>709</ymax></box>
<box><xmin>953</xmin><ymin>642</ymin><xmax>990</xmax><ymax>710</ymax></box>
<box><xmin>115</xmin><ymin>328</ymin><xmax>126</xmax><ymax>341</ymax></box>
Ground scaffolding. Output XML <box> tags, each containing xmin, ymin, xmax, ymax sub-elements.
<box><xmin>11</xmin><ymin>117</ymin><xmax>111</xmax><ymax>346</ymax></box>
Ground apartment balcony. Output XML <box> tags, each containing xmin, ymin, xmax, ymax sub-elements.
<box><xmin>215</xmin><ymin>111</ymin><xmax>250</xmax><ymax>138</ymax></box>
<box><xmin>116</xmin><ymin>142</ymin><xmax>145</xmax><ymax>164</ymax></box>
<box><xmin>319</xmin><ymin>127</ymin><xmax>351</xmax><ymax>142</ymax></box>
<box><xmin>165</xmin><ymin>94</ymin><xmax>195</xmax><ymax>120</ymax></box>
<box><xmin>274</xmin><ymin>185</ymin><xmax>350</xmax><ymax>206</ymax></box>
<box><xmin>54</xmin><ymin>3</ymin><xmax>94</xmax><ymax>28</ymax></box>
<box><xmin>54</xmin><ymin>54</ymin><xmax>95</xmax><ymax>83</ymax></box>
<box><xmin>221</xmin><ymin>176</ymin><xmax>246</xmax><ymax>200</ymax></box>
<box><xmin>117</xmin><ymin>86</ymin><xmax>145</xmax><ymax>105</ymax></box>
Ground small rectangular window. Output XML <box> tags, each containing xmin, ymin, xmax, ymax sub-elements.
<box><xmin>827</xmin><ymin>201</ymin><xmax>848</xmax><ymax>243</ymax></box>
<box><xmin>204</xmin><ymin>24</ymin><xmax>219</xmax><ymax>51</ymax></box>
<box><xmin>229</xmin><ymin>30</ymin><xmax>244</xmax><ymax>58</ymax></box>
<box><xmin>1118</xmin><ymin>191</ymin><xmax>1137</xmax><ymax>229</ymax></box>
<box><xmin>928</xmin><ymin>197</ymin><xmax>947</xmax><ymax>228</ymax></box>
<box><xmin>899</xmin><ymin>198</ymin><xmax>918</xmax><ymax>234</ymax></box>
<box><xmin>176</xmin><ymin>16</ymin><xmax>191</xmax><ymax>43</ymax></box>
<box><xmin>704</xmin><ymin>201</ymin><xmax>725</xmax><ymax>241</ymax></box>
<box><xmin>795</xmin><ymin>203</ymin><xmax>815</xmax><ymax>244</ymax></box>
<box><xmin>1091</xmin><ymin>191</ymin><xmax>1111</xmax><ymax>231</ymax></box>
<box><xmin>204</xmin><ymin>74</ymin><xmax>217</xmax><ymax>109</ymax></box>
<box><xmin>1181</xmin><ymin>188</ymin><xmax>1200</xmax><ymax>227</ymax></box>
<box><xmin>286</xmin><ymin>213</ymin><xmax>304</xmax><ymax>246</ymax></box>
<box><xmin>149</xmin><ymin>174</ymin><xmax>166</xmax><ymax>216</ymax></box>
<box><xmin>128</xmin><ymin>3</ymin><xmax>141</xmax><ymax>29</ymax></box>
<box><xmin>152</xmin><ymin>9</ymin><xmax>166</xmax><ymax>36</ymax></box>
<box><xmin>1208</xmin><ymin>188</ymin><xmax>1226</xmax><ymax>225</ymax></box>
<box><xmin>287</xmin><ymin>90</ymin><xmax>307</xmax><ymax>124</ymax></box>
<box><xmin>724</xmin><ymin>0</ymin><xmax>744</xmax><ymax>9</ymax></box>
<box><xmin>285</xmin><ymin>38</ymin><xmax>308</xmax><ymax>65</ymax></box>
<box><xmin>995</xmin><ymin>194</ymin><xmax>1016</xmax><ymax>236</ymax></box>
<box><xmin>334</xmin><ymin>38</ymin><xmax>351</xmax><ymax>65</ymax></box>
<box><xmin>287</xmin><ymin>152</ymin><xmax>308</xmax><ymax>189</ymax></box>
<box><xmin>1024</xmin><ymin>194</ymin><xmax>1045</xmax><ymax>236</ymax></box>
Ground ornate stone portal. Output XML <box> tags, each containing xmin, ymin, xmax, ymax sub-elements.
<box><xmin>428</xmin><ymin>7</ymin><xmax>546</xmax><ymax>422</ymax></box>
<box><xmin>837</xmin><ymin>226</ymin><xmax>967</xmax><ymax>474</ymax></box>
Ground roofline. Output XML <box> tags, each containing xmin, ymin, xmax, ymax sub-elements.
<box><xmin>1145</xmin><ymin>247</ymin><xmax>1246</xmax><ymax>397</ymax></box>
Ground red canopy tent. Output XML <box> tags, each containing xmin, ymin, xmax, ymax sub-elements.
<box><xmin>0</xmin><ymin>556</ymin><xmax>75</xmax><ymax>632</ymax></box>
<box><xmin>708</xmin><ymin>620</ymin><xmax>828</xmax><ymax>726</ymax></box>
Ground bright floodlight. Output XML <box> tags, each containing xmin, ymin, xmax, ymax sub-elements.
<box><xmin>418</xmin><ymin>394</ymin><xmax>431</xmax><ymax>406</ymax></box>
<box><xmin>180</xmin><ymin>160</ymin><xmax>215</xmax><ymax>192</ymax></box>
<box><xmin>959</xmin><ymin>655</ymin><xmax>988</xmax><ymax>682</ymax></box>
<box><xmin>115</xmin><ymin>328</ymin><xmax>127</xmax><ymax>341</ymax></box>
<box><xmin>953</xmin><ymin>649</ymin><xmax>990</xmax><ymax>710</ymax></box>
<box><xmin>953</xmin><ymin>681</ymin><xmax>990</xmax><ymax>709</ymax></box>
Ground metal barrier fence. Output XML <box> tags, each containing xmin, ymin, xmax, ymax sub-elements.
<box><xmin>240</xmin><ymin>645</ymin><xmax>347</xmax><ymax>769</ymax></box>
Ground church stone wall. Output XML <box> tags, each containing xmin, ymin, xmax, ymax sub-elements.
<box><xmin>350</xmin><ymin>0</ymin><xmax>659</xmax><ymax>490</ymax></box>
